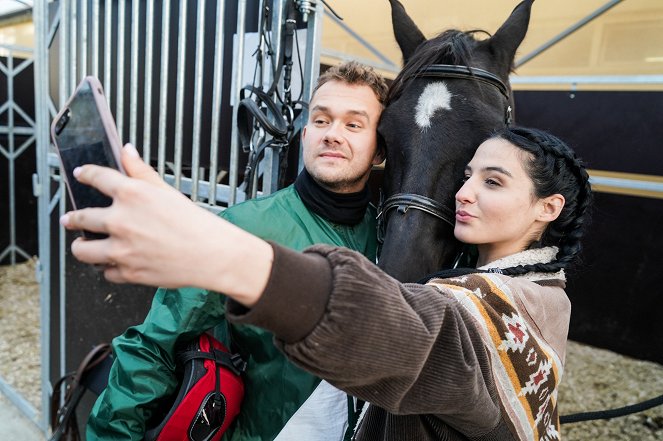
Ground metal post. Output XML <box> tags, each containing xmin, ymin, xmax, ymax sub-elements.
<box><xmin>92</xmin><ymin>0</ymin><xmax>100</xmax><ymax>79</ymax></box>
<box><xmin>208</xmin><ymin>0</ymin><xmax>226</xmax><ymax>205</ymax></box>
<box><xmin>116</xmin><ymin>0</ymin><xmax>127</xmax><ymax>139</ymax></box>
<box><xmin>104</xmin><ymin>0</ymin><xmax>112</xmax><ymax>106</ymax></box>
<box><xmin>129</xmin><ymin>0</ymin><xmax>140</xmax><ymax>145</ymax></box>
<box><xmin>33</xmin><ymin>0</ymin><xmax>52</xmax><ymax>432</ymax></box>
<box><xmin>157</xmin><ymin>0</ymin><xmax>172</xmax><ymax>177</ymax></box>
<box><xmin>69</xmin><ymin>0</ymin><xmax>77</xmax><ymax>92</ymax></box>
<box><xmin>298</xmin><ymin>0</ymin><xmax>323</xmax><ymax>171</ymax></box>
<box><xmin>142</xmin><ymin>0</ymin><xmax>156</xmax><ymax>163</ymax></box>
<box><xmin>262</xmin><ymin>0</ymin><xmax>288</xmax><ymax>195</ymax></box>
<box><xmin>80</xmin><ymin>0</ymin><xmax>88</xmax><ymax>77</ymax></box>
<box><xmin>229</xmin><ymin>0</ymin><xmax>248</xmax><ymax>205</ymax></box>
<box><xmin>173</xmin><ymin>0</ymin><xmax>189</xmax><ymax>190</ymax></box>
<box><xmin>191</xmin><ymin>0</ymin><xmax>207</xmax><ymax>201</ymax></box>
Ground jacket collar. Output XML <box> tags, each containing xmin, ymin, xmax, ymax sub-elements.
<box><xmin>478</xmin><ymin>246</ymin><xmax>566</xmax><ymax>283</ymax></box>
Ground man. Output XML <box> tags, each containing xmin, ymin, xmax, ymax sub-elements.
<box><xmin>86</xmin><ymin>61</ymin><xmax>387</xmax><ymax>440</ymax></box>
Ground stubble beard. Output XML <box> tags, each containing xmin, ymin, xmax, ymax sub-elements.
<box><xmin>309</xmin><ymin>167</ymin><xmax>367</xmax><ymax>194</ymax></box>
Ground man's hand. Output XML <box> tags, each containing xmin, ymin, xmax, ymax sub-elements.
<box><xmin>60</xmin><ymin>144</ymin><xmax>273</xmax><ymax>305</ymax></box>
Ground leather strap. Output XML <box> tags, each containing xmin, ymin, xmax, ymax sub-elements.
<box><xmin>49</xmin><ymin>343</ymin><xmax>112</xmax><ymax>441</ymax></box>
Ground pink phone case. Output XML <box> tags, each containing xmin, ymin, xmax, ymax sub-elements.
<box><xmin>51</xmin><ymin>76</ymin><xmax>125</xmax><ymax>211</ymax></box>
<box><xmin>51</xmin><ymin>77</ymin><xmax>125</xmax><ymax>239</ymax></box>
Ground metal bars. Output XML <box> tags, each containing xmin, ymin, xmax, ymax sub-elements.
<box><xmin>30</xmin><ymin>2</ymin><xmax>324</xmax><ymax>431</ymax></box>
<box><xmin>0</xmin><ymin>43</ymin><xmax>40</xmax><ymax>429</ymax></box>
<box><xmin>0</xmin><ymin>46</ymin><xmax>35</xmax><ymax>265</ymax></box>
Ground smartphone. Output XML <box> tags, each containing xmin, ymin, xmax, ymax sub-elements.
<box><xmin>51</xmin><ymin>76</ymin><xmax>125</xmax><ymax>239</ymax></box>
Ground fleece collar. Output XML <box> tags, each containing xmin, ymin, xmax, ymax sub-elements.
<box><xmin>478</xmin><ymin>246</ymin><xmax>565</xmax><ymax>283</ymax></box>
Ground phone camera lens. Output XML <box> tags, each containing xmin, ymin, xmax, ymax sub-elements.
<box><xmin>55</xmin><ymin>109</ymin><xmax>71</xmax><ymax>135</ymax></box>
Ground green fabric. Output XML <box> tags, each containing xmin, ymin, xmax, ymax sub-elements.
<box><xmin>86</xmin><ymin>185</ymin><xmax>377</xmax><ymax>441</ymax></box>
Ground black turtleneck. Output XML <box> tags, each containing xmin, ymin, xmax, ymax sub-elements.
<box><xmin>294</xmin><ymin>169</ymin><xmax>372</xmax><ymax>226</ymax></box>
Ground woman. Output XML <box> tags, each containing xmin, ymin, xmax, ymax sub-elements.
<box><xmin>62</xmin><ymin>127</ymin><xmax>592</xmax><ymax>440</ymax></box>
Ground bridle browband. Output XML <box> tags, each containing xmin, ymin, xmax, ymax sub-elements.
<box><xmin>377</xmin><ymin>64</ymin><xmax>512</xmax><ymax>244</ymax></box>
<box><xmin>412</xmin><ymin>64</ymin><xmax>510</xmax><ymax>100</ymax></box>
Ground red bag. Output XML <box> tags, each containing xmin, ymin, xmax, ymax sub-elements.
<box><xmin>145</xmin><ymin>333</ymin><xmax>246</xmax><ymax>441</ymax></box>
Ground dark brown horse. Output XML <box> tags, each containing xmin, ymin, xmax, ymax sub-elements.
<box><xmin>377</xmin><ymin>0</ymin><xmax>534</xmax><ymax>282</ymax></box>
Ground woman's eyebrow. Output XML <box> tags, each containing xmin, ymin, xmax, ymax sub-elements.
<box><xmin>464</xmin><ymin>165</ymin><xmax>513</xmax><ymax>177</ymax></box>
<box><xmin>484</xmin><ymin>166</ymin><xmax>513</xmax><ymax>177</ymax></box>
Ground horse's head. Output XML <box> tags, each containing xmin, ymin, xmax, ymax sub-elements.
<box><xmin>377</xmin><ymin>0</ymin><xmax>534</xmax><ymax>282</ymax></box>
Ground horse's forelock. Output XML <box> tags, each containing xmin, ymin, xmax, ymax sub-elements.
<box><xmin>387</xmin><ymin>29</ymin><xmax>490</xmax><ymax>104</ymax></box>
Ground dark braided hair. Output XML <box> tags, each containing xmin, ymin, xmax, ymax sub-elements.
<box><xmin>487</xmin><ymin>127</ymin><xmax>593</xmax><ymax>276</ymax></box>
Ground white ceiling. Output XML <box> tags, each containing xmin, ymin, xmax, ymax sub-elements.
<box><xmin>321</xmin><ymin>0</ymin><xmax>663</xmax><ymax>79</ymax></box>
<box><xmin>0</xmin><ymin>0</ymin><xmax>32</xmax><ymax>18</ymax></box>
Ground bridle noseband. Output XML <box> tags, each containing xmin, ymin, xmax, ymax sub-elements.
<box><xmin>377</xmin><ymin>64</ymin><xmax>511</xmax><ymax>244</ymax></box>
<box><xmin>377</xmin><ymin>192</ymin><xmax>456</xmax><ymax>244</ymax></box>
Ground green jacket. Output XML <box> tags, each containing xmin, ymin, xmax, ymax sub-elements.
<box><xmin>87</xmin><ymin>185</ymin><xmax>378</xmax><ymax>440</ymax></box>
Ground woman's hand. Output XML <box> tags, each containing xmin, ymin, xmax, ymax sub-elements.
<box><xmin>60</xmin><ymin>144</ymin><xmax>272</xmax><ymax>306</ymax></box>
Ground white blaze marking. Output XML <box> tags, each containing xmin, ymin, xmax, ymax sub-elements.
<box><xmin>415</xmin><ymin>82</ymin><xmax>453</xmax><ymax>128</ymax></box>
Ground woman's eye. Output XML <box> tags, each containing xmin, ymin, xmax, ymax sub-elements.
<box><xmin>460</xmin><ymin>175</ymin><xmax>470</xmax><ymax>183</ymax></box>
<box><xmin>347</xmin><ymin>123</ymin><xmax>361</xmax><ymax>129</ymax></box>
<box><xmin>485</xmin><ymin>178</ymin><xmax>501</xmax><ymax>187</ymax></box>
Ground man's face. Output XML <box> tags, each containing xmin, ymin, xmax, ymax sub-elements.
<box><xmin>302</xmin><ymin>80</ymin><xmax>383</xmax><ymax>193</ymax></box>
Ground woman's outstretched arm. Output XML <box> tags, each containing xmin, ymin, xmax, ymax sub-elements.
<box><xmin>60</xmin><ymin>143</ymin><xmax>272</xmax><ymax>306</ymax></box>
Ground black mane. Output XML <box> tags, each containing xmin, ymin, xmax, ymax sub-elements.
<box><xmin>387</xmin><ymin>29</ymin><xmax>491</xmax><ymax>103</ymax></box>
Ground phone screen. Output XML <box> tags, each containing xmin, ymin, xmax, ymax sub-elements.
<box><xmin>53</xmin><ymin>80</ymin><xmax>119</xmax><ymax>211</ymax></box>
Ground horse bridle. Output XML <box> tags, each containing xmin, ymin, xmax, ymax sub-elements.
<box><xmin>377</xmin><ymin>64</ymin><xmax>512</xmax><ymax>244</ymax></box>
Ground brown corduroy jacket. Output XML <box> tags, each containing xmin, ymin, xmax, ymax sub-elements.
<box><xmin>228</xmin><ymin>244</ymin><xmax>571</xmax><ymax>441</ymax></box>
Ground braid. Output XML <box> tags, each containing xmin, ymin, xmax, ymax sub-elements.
<box><xmin>489</xmin><ymin>127</ymin><xmax>593</xmax><ymax>276</ymax></box>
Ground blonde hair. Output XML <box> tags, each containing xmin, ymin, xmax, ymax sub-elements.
<box><xmin>313</xmin><ymin>61</ymin><xmax>388</xmax><ymax>106</ymax></box>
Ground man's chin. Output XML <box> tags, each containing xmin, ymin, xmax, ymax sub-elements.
<box><xmin>316</xmin><ymin>176</ymin><xmax>365</xmax><ymax>194</ymax></box>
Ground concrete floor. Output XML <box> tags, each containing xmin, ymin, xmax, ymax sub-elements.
<box><xmin>0</xmin><ymin>392</ymin><xmax>45</xmax><ymax>440</ymax></box>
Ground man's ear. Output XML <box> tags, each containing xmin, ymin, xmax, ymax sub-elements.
<box><xmin>302</xmin><ymin>125</ymin><xmax>308</xmax><ymax>140</ymax></box>
<box><xmin>372</xmin><ymin>133</ymin><xmax>386</xmax><ymax>165</ymax></box>
<box><xmin>537</xmin><ymin>194</ymin><xmax>565</xmax><ymax>222</ymax></box>
<box><xmin>372</xmin><ymin>145</ymin><xmax>386</xmax><ymax>166</ymax></box>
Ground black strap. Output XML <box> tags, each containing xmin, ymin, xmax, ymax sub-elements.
<box><xmin>377</xmin><ymin>192</ymin><xmax>455</xmax><ymax>244</ymax></box>
<box><xmin>237</xmin><ymin>85</ymin><xmax>288</xmax><ymax>153</ymax></box>
<box><xmin>560</xmin><ymin>393</ymin><xmax>663</xmax><ymax>424</ymax></box>
<box><xmin>49</xmin><ymin>343</ymin><xmax>112</xmax><ymax>441</ymax></box>
<box><xmin>414</xmin><ymin>64</ymin><xmax>510</xmax><ymax>100</ymax></box>
<box><xmin>343</xmin><ymin>397</ymin><xmax>365</xmax><ymax>441</ymax></box>
<box><xmin>178</xmin><ymin>348</ymin><xmax>247</xmax><ymax>377</ymax></box>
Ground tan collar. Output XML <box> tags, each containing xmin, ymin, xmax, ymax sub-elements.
<box><xmin>478</xmin><ymin>247</ymin><xmax>565</xmax><ymax>283</ymax></box>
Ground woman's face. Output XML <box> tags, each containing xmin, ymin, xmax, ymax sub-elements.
<box><xmin>454</xmin><ymin>138</ymin><xmax>547</xmax><ymax>265</ymax></box>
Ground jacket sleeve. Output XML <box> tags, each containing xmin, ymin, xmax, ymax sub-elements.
<box><xmin>86</xmin><ymin>286</ymin><xmax>226</xmax><ymax>440</ymax></box>
<box><xmin>226</xmin><ymin>244</ymin><xmax>503</xmax><ymax>432</ymax></box>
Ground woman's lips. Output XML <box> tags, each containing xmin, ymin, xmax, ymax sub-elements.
<box><xmin>455</xmin><ymin>210</ymin><xmax>475</xmax><ymax>222</ymax></box>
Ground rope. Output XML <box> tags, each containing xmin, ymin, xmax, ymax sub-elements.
<box><xmin>561</xmin><ymin>393</ymin><xmax>663</xmax><ymax>424</ymax></box>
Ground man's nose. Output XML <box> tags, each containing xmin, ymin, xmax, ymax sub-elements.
<box><xmin>323</xmin><ymin>122</ymin><xmax>343</xmax><ymax>144</ymax></box>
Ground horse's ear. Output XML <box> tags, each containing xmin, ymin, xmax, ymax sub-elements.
<box><xmin>389</xmin><ymin>0</ymin><xmax>426</xmax><ymax>64</ymax></box>
<box><xmin>488</xmin><ymin>0</ymin><xmax>534</xmax><ymax>70</ymax></box>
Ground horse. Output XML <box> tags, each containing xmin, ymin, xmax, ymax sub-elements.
<box><xmin>377</xmin><ymin>0</ymin><xmax>534</xmax><ymax>282</ymax></box>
